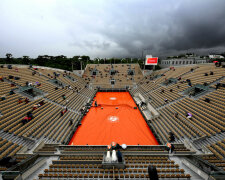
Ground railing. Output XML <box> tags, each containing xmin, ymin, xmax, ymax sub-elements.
<box><xmin>48</xmin><ymin>79</ymin><xmax>66</xmax><ymax>87</ymax></box>
<box><xmin>184</xmin><ymin>155</ymin><xmax>221</xmax><ymax>175</ymax></box>
<box><xmin>16</xmin><ymin>85</ymin><xmax>47</xmax><ymax>100</ymax></box>
<box><xmin>98</xmin><ymin>88</ymin><xmax>128</xmax><ymax>92</ymax></box>
<box><xmin>6</xmin><ymin>154</ymin><xmax>39</xmax><ymax>173</ymax></box>
<box><xmin>160</xmin><ymin>78</ymin><xmax>177</xmax><ymax>86</ymax></box>
<box><xmin>1</xmin><ymin>171</ymin><xmax>21</xmax><ymax>180</ymax></box>
<box><xmin>65</xmin><ymin>75</ymin><xmax>77</xmax><ymax>82</ymax></box>
<box><xmin>142</xmin><ymin>70</ymin><xmax>153</xmax><ymax>77</ymax></box>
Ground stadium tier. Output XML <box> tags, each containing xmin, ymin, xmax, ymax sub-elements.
<box><xmin>0</xmin><ymin>63</ymin><xmax>225</xmax><ymax>179</ymax></box>
<box><xmin>83</xmin><ymin>64</ymin><xmax>143</xmax><ymax>88</ymax></box>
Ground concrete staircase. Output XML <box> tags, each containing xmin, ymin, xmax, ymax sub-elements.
<box><xmin>0</xmin><ymin>130</ymin><xmax>35</xmax><ymax>150</ymax></box>
<box><xmin>156</xmin><ymin>96</ymin><xmax>185</xmax><ymax>111</ymax></box>
<box><xmin>193</xmin><ymin>132</ymin><xmax>225</xmax><ymax>150</ymax></box>
<box><xmin>43</xmin><ymin>97</ymin><xmax>80</xmax><ymax>115</ymax></box>
<box><xmin>170</xmin><ymin>156</ymin><xmax>204</xmax><ymax>180</ymax></box>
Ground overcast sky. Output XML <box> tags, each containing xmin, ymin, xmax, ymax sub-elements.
<box><xmin>0</xmin><ymin>0</ymin><xmax>225</xmax><ymax>59</ymax></box>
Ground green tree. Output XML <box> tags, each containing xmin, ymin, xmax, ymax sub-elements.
<box><xmin>6</xmin><ymin>53</ymin><xmax>12</xmax><ymax>63</ymax></box>
<box><xmin>22</xmin><ymin>56</ymin><xmax>30</xmax><ymax>64</ymax></box>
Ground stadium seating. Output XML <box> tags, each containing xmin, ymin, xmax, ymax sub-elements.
<box><xmin>0</xmin><ymin>137</ymin><xmax>23</xmax><ymax>159</ymax></box>
<box><xmin>83</xmin><ymin>64</ymin><xmax>143</xmax><ymax>88</ymax></box>
<box><xmin>38</xmin><ymin>154</ymin><xmax>191</xmax><ymax>179</ymax></box>
<box><xmin>1</xmin><ymin>63</ymin><xmax>225</xmax><ymax>179</ymax></box>
<box><xmin>0</xmin><ymin>65</ymin><xmax>95</xmax><ymax>158</ymax></box>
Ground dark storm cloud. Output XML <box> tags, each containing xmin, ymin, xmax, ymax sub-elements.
<box><xmin>0</xmin><ymin>0</ymin><xmax>224</xmax><ymax>58</ymax></box>
<box><xmin>98</xmin><ymin>0</ymin><xmax>225</xmax><ymax>57</ymax></box>
<box><xmin>160</xmin><ymin>0</ymin><xmax>225</xmax><ymax>51</ymax></box>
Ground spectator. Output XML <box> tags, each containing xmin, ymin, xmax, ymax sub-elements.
<box><xmin>35</xmin><ymin>81</ymin><xmax>40</xmax><ymax>86</ymax></box>
<box><xmin>60</xmin><ymin>110</ymin><xmax>64</xmax><ymax>116</ymax></box>
<box><xmin>25</xmin><ymin>98</ymin><xmax>30</xmax><ymax>104</ymax></box>
<box><xmin>170</xmin><ymin>89</ymin><xmax>173</xmax><ymax>92</ymax></box>
<box><xmin>216</xmin><ymin>83</ymin><xmax>221</xmax><ymax>90</ymax></box>
<box><xmin>140</xmin><ymin>101</ymin><xmax>146</xmax><ymax>107</ymax></box>
<box><xmin>161</xmin><ymin>89</ymin><xmax>165</xmax><ymax>93</ymax></box>
<box><xmin>164</xmin><ymin>99</ymin><xmax>168</xmax><ymax>103</ymax></box>
<box><xmin>174</xmin><ymin>112</ymin><xmax>178</xmax><ymax>118</ymax></box>
<box><xmin>186</xmin><ymin>112</ymin><xmax>192</xmax><ymax>119</ymax></box>
<box><xmin>9</xmin><ymin>75</ymin><xmax>14</xmax><ymax>79</ymax></box>
<box><xmin>204</xmin><ymin>98</ymin><xmax>210</xmax><ymax>103</ymax></box>
<box><xmin>177</xmin><ymin>85</ymin><xmax>180</xmax><ymax>89</ymax></box>
<box><xmin>148</xmin><ymin>165</ymin><xmax>159</xmax><ymax>180</ymax></box>
<box><xmin>111</xmin><ymin>142</ymin><xmax>120</xmax><ymax>150</ymax></box>
<box><xmin>166</xmin><ymin>142</ymin><xmax>175</xmax><ymax>154</ymax></box>
<box><xmin>168</xmin><ymin>132</ymin><xmax>175</xmax><ymax>142</ymax></box>
<box><xmin>117</xmin><ymin>150</ymin><xmax>123</xmax><ymax>162</ymax></box>
<box><xmin>9</xmin><ymin>90</ymin><xmax>15</xmax><ymax>95</ymax></box>
<box><xmin>1</xmin><ymin>95</ymin><xmax>6</xmax><ymax>101</ymax></box>
<box><xmin>186</xmin><ymin>79</ymin><xmax>191</xmax><ymax>83</ymax></box>
<box><xmin>21</xmin><ymin>116</ymin><xmax>29</xmax><ymax>125</ymax></box>
<box><xmin>66</xmin><ymin>99</ymin><xmax>69</xmax><ymax>104</ymax></box>
<box><xmin>33</xmin><ymin>105</ymin><xmax>38</xmax><ymax>111</ymax></box>
<box><xmin>39</xmin><ymin>100</ymin><xmax>44</xmax><ymax>106</ymax></box>
<box><xmin>95</xmin><ymin>101</ymin><xmax>98</xmax><ymax>107</ymax></box>
<box><xmin>62</xmin><ymin>94</ymin><xmax>66</xmax><ymax>100</ymax></box>
<box><xmin>210</xmin><ymin>71</ymin><xmax>214</xmax><ymax>75</ymax></box>
<box><xmin>69</xmin><ymin>119</ymin><xmax>73</xmax><ymax>126</ymax></box>
<box><xmin>18</xmin><ymin>98</ymin><xmax>23</xmax><ymax>104</ymax></box>
<box><xmin>27</xmin><ymin>111</ymin><xmax>33</xmax><ymax>120</ymax></box>
<box><xmin>204</xmin><ymin>73</ymin><xmax>208</xmax><ymax>76</ymax></box>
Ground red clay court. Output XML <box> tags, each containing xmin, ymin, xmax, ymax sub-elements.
<box><xmin>69</xmin><ymin>92</ymin><xmax>158</xmax><ymax>146</ymax></box>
